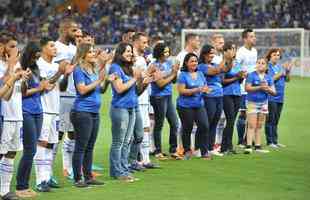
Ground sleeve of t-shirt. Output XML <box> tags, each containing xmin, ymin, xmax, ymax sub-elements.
<box><xmin>197</xmin><ymin>64</ymin><xmax>208</xmax><ymax>75</ymax></box>
<box><xmin>177</xmin><ymin>72</ymin><xmax>186</xmax><ymax>85</ymax></box>
<box><xmin>109</xmin><ymin>64</ymin><xmax>123</xmax><ymax>78</ymax></box>
<box><xmin>245</xmin><ymin>73</ymin><xmax>254</xmax><ymax>85</ymax></box>
<box><xmin>73</xmin><ymin>67</ymin><xmax>85</xmax><ymax>86</ymax></box>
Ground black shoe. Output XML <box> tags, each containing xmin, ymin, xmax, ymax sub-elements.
<box><xmin>143</xmin><ymin>162</ymin><xmax>160</xmax><ymax>169</ymax></box>
<box><xmin>74</xmin><ymin>180</ymin><xmax>89</xmax><ymax>188</ymax></box>
<box><xmin>85</xmin><ymin>179</ymin><xmax>105</xmax><ymax>185</ymax></box>
<box><xmin>130</xmin><ymin>163</ymin><xmax>146</xmax><ymax>172</ymax></box>
<box><xmin>2</xmin><ymin>192</ymin><xmax>19</xmax><ymax>200</ymax></box>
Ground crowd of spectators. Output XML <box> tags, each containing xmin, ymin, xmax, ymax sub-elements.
<box><xmin>0</xmin><ymin>0</ymin><xmax>309</xmax><ymax>51</ymax></box>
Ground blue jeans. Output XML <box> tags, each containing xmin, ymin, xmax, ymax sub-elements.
<box><xmin>129</xmin><ymin>107</ymin><xmax>144</xmax><ymax>164</ymax></box>
<box><xmin>150</xmin><ymin>95</ymin><xmax>179</xmax><ymax>154</ymax></box>
<box><xmin>265</xmin><ymin>102</ymin><xmax>283</xmax><ymax>145</ymax></box>
<box><xmin>109</xmin><ymin>107</ymin><xmax>136</xmax><ymax>178</ymax></box>
<box><xmin>204</xmin><ymin>96</ymin><xmax>223</xmax><ymax>151</ymax></box>
<box><xmin>70</xmin><ymin>111</ymin><xmax>100</xmax><ymax>182</ymax></box>
<box><xmin>16</xmin><ymin>113</ymin><xmax>43</xmax><ymax>190</ymax></box>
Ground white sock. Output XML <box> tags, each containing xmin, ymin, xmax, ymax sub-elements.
<box><xmin>34</xmin><ymin>146</ymin><xmax>50</xmax><ymax>185</ymax></box>
<box><xmin>0</xmin><ymin>157</ymin><xmax>14</xmax><ymax>196</ymax></box>
<box><xmin>191</xmin><ymin>124</ymin><xmax>197</xmax><ymax>150</ymax></box>
<box><xmin>62</xmin><ymin>137</ymin><xmax>75</xmax><ymax>174</ymax></box>
<box><xmin>46</xmin><ymin>147</ymin><xmax>53</xmax><ymax>180</ymax></box>
<box><xmin>141</xmin><ymin>132</ymin><xmax>150</xmax><ymax>164</ymax></box>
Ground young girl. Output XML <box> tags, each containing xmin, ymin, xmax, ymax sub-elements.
<box><xmin>244</xmin><ymin>58</ymin><xmax>276</xmax><ymax>154</ymax></box>
<box><xmin>265</xmin><ymin>48</ymin><xmax>291</xmax><ymax>148</ymax></box>
<box><xmin>176</xmin><ymin>53</ymin><xmax>210</xmax><ymax>160</ymax></box>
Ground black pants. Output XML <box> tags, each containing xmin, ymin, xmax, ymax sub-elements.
<box><xmin>150</xmin><ymin>95</ymin><xmax>179</xmax><ymax>154</ymax></box>
<box><xmin>221</xmin><ymin>95</ymin><xmax>241</xmax><ymax>152</ymax></box>
<box><xmin>177</xmin><ymin>106</ymin><xmax>209</xmax><ymax>155</ymax></box>
<box><xmin>204</xmin><ymin>96</ymin><xmax>223</xmax><ymax>151</ymax></box>
<box><xmin>70</xmin><ymin>111</ymin><xmax>100</xmax><ymax>182</ymax></box>
<box><xmin>265</xmin><ymin>102</ymin><xmax>283</xmax><ymax>145</ymax></box>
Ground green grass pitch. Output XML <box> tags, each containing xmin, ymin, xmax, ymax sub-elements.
<box><xmin>11</xmin><ymin>76</ymin><xmax>310</xmax><ymax>200</ymax></box>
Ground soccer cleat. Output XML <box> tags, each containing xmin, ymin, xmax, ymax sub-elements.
<box><xmin>63</xmin><ymin>169</ymin><xmax>74</xmax><ymax>180</ymax></box>
<box><xmin>170</xmin><ymin>153</ymin><xmax>183</xmax><ymax>160</ymax></box>
<box><xmin>2</xmin><ymin>192</ymin><xmax>19</xmax><ymax>200</ymax></box>
<box><xmin>201</xmin><ymin>153</ymin><xmax>212</xmax><ymax>160</ymax></box>
<box><xmin>117</xmin><ymin>176</ymin><xmax>135</xmax><ymax>183</ymax></box>
<box><xmin>36</xmin><ymin>181</ymin><xmax>51</xmax><ymax>192</ymax></box>
<box><xmin>16</xmin><ymin>189</ymin><xmax>37</xmax><ymax>198</ymax></box>
<box><xmin>192</xmin><ymin>149</ymin><xmax>201</xmax><ymax>157</ymax></box>
<box><xmin>91</xmin><ymin>171</ymin><xmax>103</xmax><ymax>177</ymax></box>
<box><xmin>48</xmin><ymin>177</ymin><xmax>61</xmax><ymax>188</ymax></box>
<box><xmin>183</xmin><ymin>151</ymin><xmax>192</xmax><ymax>160</ymax></box>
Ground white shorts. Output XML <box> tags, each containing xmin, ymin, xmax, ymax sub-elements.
<box><xmin>0</xmin><ymin>121</ymin><xmax>23</xmax><ymax>154</ymax></box>
<box><xmin>140</xmin><ymin>104</ymin><xmax>150</xmax><ymax>128</ymax></box>
<box><xmin>39</xmin><ymin>113</ymin><xmax>60</xmax><ymax>144</ymax></box>
<box><xmin>59</xmin><ymin>97</ymin><xmax>74</xmax><ymax>132</ymax></box>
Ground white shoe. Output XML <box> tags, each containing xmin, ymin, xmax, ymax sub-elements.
<box><xmin>276</xmin><ymin>143</ymin><xmax>286</xmax><ymax>148</ymax></box>
<box><xmin>268</xmin><ymin>144</ymin><xmax>279</xmax><ymax>148</ymax></box>
<box><xmin>192</xmin><ymin>149</ymin><xmax>201</xmax><ymax>157</ymax></box>
<box><xmin>255</xmin><ymin>149</ymin><xmax>270</xmax><ymax>153</ymax></box>
<box><xmin>238</xmin><ymin>144</ymin><xmax>246</xmax><ymax>148</ymax></box>
<box><xmin>244</xmin><ymin>148</ymin><xmax>253</xmax><ymax>154</ymax></box>
<box><xmin>210</xmin><ymin>150</ymin><xmax>224</xmax><ymax>157</ymax></box>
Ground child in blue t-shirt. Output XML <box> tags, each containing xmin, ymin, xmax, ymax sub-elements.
<box><xmin>244</xmin><ymin>58</ymin><xmax>276</xmax><ymax>154</ymax></box>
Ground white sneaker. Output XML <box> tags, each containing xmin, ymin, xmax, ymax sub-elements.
<box><xmin>238</xmin><ymin>144</ymin><xmax>246</xmax><ymax>148</ymax></box>
<box><xmin>244</xmin><ymin>148</ymin><xmax>253</xmax><ymax>154</ymax></box>
<box><xmin>210</xmin><ymin>150</ymin><xmax>224</xmax><ymax>157</ymax></box>
<box><xmin>192</xmin><ymin>149</ymin><xmax>201</xmax><ymax>157</ymax></box>
<box><xmin>276</xmin><ymin>143</ymin><xmax>286</xmax><ymax>148</ymax></box>
<box><xmin>268</xmin><ymin>144</ymin><xmax>279</xmax><ymax>148</ymax></box>
<box><xmin>255</xmin><ymin>149</ymin><xmax>270</xmax><ymax>153</ymax></box>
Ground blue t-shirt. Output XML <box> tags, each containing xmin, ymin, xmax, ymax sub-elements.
<box><xmin>246</xmin><ymin>71</ymin><xmax>273</xmax><ymax>103</ymax></box>
<box><xmin>267</xmin><ymin>63</ymin><xmax>286</xmax><ymax>103</ymax></box>
<box><xmin>197</xmin><ymin>63</ymin><xmax>223</xmax><ymax>97</ymax></box>
<box><xmin>109</xmin><ymin>63</ymin><xmax>138</xmax><ymax>108</ymax></box>
<box><xmin>151</xmin><ymin>60</ymin><xmax>173</xmax><ymax>96</ymax></box>
<box><xmin>22</xmin><ymin>75</ymin><xmax>43</xmax><ymax>114</ymax></box>
<box><xmin>177</xmin><ymin>71</ymin><xmax>206</xmax><ymax>108</ymax></box>
<box><xmin>223</xmin><ymin>64</ymin><xmax>242</xmax><ymax>96</ymax></box>
<box><xmin>73</xmin><ymin>66</ymin><xmax>101</xmax><ymax>113</ymax></box>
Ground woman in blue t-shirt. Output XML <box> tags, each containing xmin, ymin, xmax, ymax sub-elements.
<box><xmin>149</xmin><ymin>43</ymin><xmax>181</xmax><ymax>160</ymax></box>
<box><xmin>71</xmin><ymin>43</ymin><xmax>109</xmax><ymax>187</ymax></box>
<box><xmin>176</xmin><ymin>53</ymin><xmax>211</xmax><ymax>160</ymax></box>
<box><xmin>108</xmin><ymin>42</ymin><xmax>144</xmax><ymax>182</ymax></box>
<box><xmin>264</xmin><ymin>48</ymin><xmax>291</xmax><ymax>148</ymax></box>
<box><xmin>197</xmin><ymin>44</ymin><xmax>234</xmax><ymax>156</ymax></box>
<box><xmin>16</xmin><ymin>41</ymin><xmax>50</xmax><ymax>197</ymax></box>
<box><xmin>244</xmin><ymin>58</ymin><xmax>276</xmax><ymax>154</ymax></box>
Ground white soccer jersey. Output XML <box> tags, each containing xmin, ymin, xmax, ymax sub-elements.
<box><xmin>176</xmin><ymin>50</ymin><xmax>189</xmax><ymax>68</ymax></box>
<box><xmin>212</xmin><ymin>53</ymin><xmax>223</xmax><ymax>65</ymax></box>
<box><xmin>134</xmin><ymin>55</ymin><xmax>149</xmax><ymax>105</ymax></box>
<box><xmin>54</xmin><ymin>41</ymin><xmax>77</xmax><ymax>97</ymax></box>
<box><xmin>37</xmin><ymin>57</ymin><xmax>60</xmax><ymax>114</ymax></box>
<box><xmin>1</xmin><ymin>63</ymin><xmax>23</xmax><ymax>121</ymax></box>
<box><xmin>235</xmin><ymin>46</ymin><xmax>258</xmax><ymax>94</ymax></box>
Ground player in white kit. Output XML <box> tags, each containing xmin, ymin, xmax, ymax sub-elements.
<box><xmin>235</xmin><ymin>29</ymin><xmax>258</xmax><ymax>147</ymax></box>
<box><xmin>53</xmin><ymin>19</ymin><xmax>79</xmax><ymax>180</ymax></box>
<box><xmin>0</xmin><ymin>32</ymin><xmax>29</xmax><ymax>200</ymax></box>
<box><xmin>34</xmin><ymin>37</ymin><xmax>73</xmax><ymax>192</ymax></box>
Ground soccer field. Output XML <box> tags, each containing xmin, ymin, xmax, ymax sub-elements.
<box><xmin>13</xmin><ymin>76</ymin><xmax>310</xmax><ymax>200</ymax></box>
